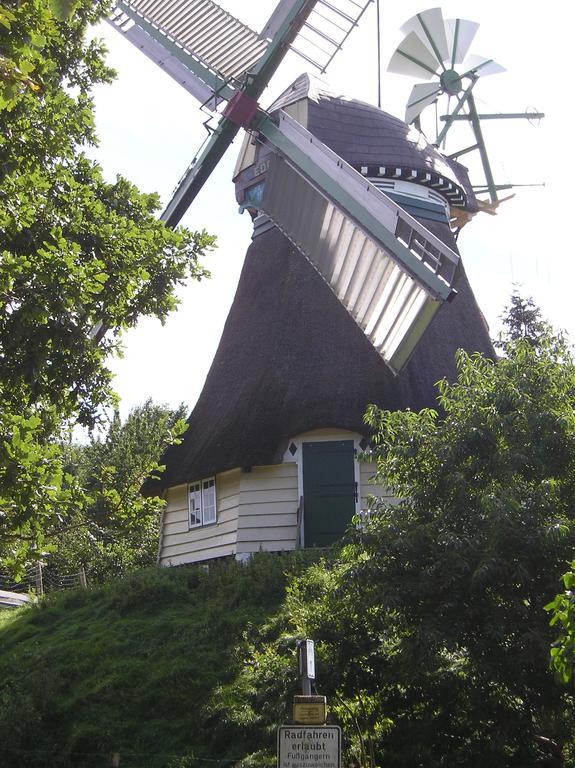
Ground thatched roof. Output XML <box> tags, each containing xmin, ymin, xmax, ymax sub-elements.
<box><xmin>147</xmin><ymin>82</ymin><xmax>494</xmax><ymax>492</ymax></box>
<box><xmin>151</xmin><ymin>226</ymin><xmax>492</xmax><ymax>490</ymax></box>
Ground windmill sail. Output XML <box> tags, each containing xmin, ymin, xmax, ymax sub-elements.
<box><xmin>288</xmin><ymin>0</ymin><xmax>373</xmax><ymax>73</ymax></box>
<box><xmin>109</xmin><ymin>0</ymin><xmax>268</xmax><ymax>107</ymax></box>
<box><xmin>249</xmin><ymin>111</ymin><xmax>459</xmax><ymax>372</ymax></box>
<box><xmin>109</xmin><ymin>0</ymin><xmax>374</xmax><ymax>225</ymax></box>
<box><xmin>107</xmin><ymin>0</ymin><xmax>372</xmax><ymax>108</ymax></box>
<box><xmin>107</xmin><ymin>0</ymin><xmax>460</xmax><ymax>369</ymax></box>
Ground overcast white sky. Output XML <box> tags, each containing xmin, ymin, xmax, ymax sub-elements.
<box><xmin>89</xmin><ymin>1</ymin><xmax>572</xmax><ymax>416</ymax></box>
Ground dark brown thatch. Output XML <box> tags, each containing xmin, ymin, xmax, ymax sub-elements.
<box><xmin>150</xmin><ymin>223</ymin><xmax>492</xmax><ymax>491</ymax></box>
<box><xmin>146</xmin><ymin>85</ymin><xmax>494</xmax><ymax>492</ymax></box>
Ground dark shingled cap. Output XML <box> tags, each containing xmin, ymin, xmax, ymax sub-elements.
<box><xmin>270</xmin><ymin>74</ymin><xmax>478</xmax><ymax>211</ymax></box>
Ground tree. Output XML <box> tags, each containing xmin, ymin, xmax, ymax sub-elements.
<box><xmin>0</xmin><ymin>1</ymin><xmax>48</xmax><ymax>111</ymax></box>
<box><xmin>46</xmin><ymin>400</ymin><xmax>187</xmax><ymax>584</ymax></box>
<box><xmin>215</xmin><ymin>301</ymin><xmax>575</xmax><ymax>768</ymax></box>
<box><xmin>547</xmin><ymin>564</ymin><xmax>575</xmax><ymax>685</ymax></box>
<box><xmin>500</xmin><ymin>294</ymin><xmax>575</xmax><ymax>688</ymax></box>
<box><xmin>497</xmin><ymin>291</ymin><xmax>553</xmax><ymax>349</ymax></box>
<box><xmin>0</xmin><ymin>0</ymin><xmax>214</xmax><ymax>570</ymax></box>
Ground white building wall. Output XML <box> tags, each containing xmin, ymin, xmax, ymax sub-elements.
<box><xmin>158</xmin><ymin>468</ymin><xmax>240</xmax><ymax>566</ymax></box>
<box><xmin>158</xmin><ymin>430</ymin><xmax>395</xmax><ymax>566</ymax></box>
<box><xmin>235</xmin><ymin>462</ymin><xmax>299</xmax><ymax>555</ymax></box>
<box><xmin>359</xmin><ymin>459</ymin><xmax>395</xmax><ymax>510</ymax></box>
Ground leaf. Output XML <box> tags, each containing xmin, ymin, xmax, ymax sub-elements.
<box><xmin>17</xmin><ymin>60</ymin><xmax>36</xmax><ymax>76</ymax></box>
<box><xmin>48</xmin><ymin>0</ymin><xmax>78</xmax><ymax>21</ymax></box>
<box><xmin>0</xmin><ymin>7</ymin><xmax>16</xmax><ymax>28</ymax></box>
<box><xmin>30</xmin><ymin>32</ymin><xmax>47</xmax><ymax>48</ymax></box>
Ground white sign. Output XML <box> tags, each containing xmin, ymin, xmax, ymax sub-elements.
<box><xmin>277</xmin><ymin>726</ymin><xmax>341</xmax><ymax>768</ymax></box>
<box><xmin>299</xmin><ymin>640</ymin><xmax>315</xmax><ymax>680</ymax></box>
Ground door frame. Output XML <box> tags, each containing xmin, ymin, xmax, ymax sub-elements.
<box><xmin>284</xmin><ymin>429</ymin><xmax>362</xmax><ymax>548</ymax></box>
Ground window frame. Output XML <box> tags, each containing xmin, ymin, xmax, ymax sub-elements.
<box><xmin>188</xmin><ymin>477</ymin><xmax>217</xmax><ymax>529</ymax></box>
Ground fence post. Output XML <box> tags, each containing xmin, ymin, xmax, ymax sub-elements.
<box><xmin>296</xmin><ymin>496</ymin><xmax>304</xmax><ymax>549</ymax></box>
<box><xmin>35</xmin><ymin>562</ymin><xmax>43</xmax><ymax>597</ymax></box>
<box><xmin>79</xmin><ymin>566</ymin><xmax>87</xmax><ymax>589</ymax></box>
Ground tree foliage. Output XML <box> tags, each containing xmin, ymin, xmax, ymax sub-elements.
<box><xmin>547</xmin><ymin>564</ymin><xmax>575</xmax><ymax>686</ymax></box>
<box><xmin>0</xmin><ymin>0</ymin><xmax>214</xmax><ymax>568</ymax></box>
<box><xmin>497</xmin><ymin>292</ymin><xmax>554</xmax><ymax>350</ymax></box>
<box><xmin>214</xmin><ymin>300</ymin><xmax>575</xmax><ymax>767</ymax></box>
<box><xmin>47</xmin><ymin>400</ymin><xmax>187</xmax><ymax>584</ymax></box>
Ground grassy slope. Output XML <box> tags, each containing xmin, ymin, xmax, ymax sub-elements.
<box><xmin>0</xmin><ymin>554</ymin><xmax>312</xmax><ymax>768</ymax></box>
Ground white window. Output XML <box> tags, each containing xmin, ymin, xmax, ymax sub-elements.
<box><xmin>189</xmin><ymin>482</ymin><xmax>202</xmax><ymax>527</ymax></box>
<box><xmin>202</xmin><ymin>478</ymin><xmax>216</xmax><ymax>525</ymax></box>
<box><xmin>188</xmin><ymin>477</ymin><xmax>217</xmax><ymax>528</ymax></box>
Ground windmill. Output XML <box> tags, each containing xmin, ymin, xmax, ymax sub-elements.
<box><xmin>106</xmin><ymin>2</ymin><xmax>504</xmax><ymax>558</ymax></box>
<box><xmin>109</xmin><ymin>0</ymin><xmax>463</xmax><ymax>375</ymax></box>
<box><xmin>388</xmin><ymin>7</ymin><xmax>544</xmax><ymax>209</ymax></box>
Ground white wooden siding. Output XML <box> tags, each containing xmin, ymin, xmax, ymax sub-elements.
<box><xmin>236</xmin><ymin>463</ymin><xmax>299</xmax><ymax>554</ymax></box>
<box><xmin>359</xmin><ymin>460</ymin><xmax>397</xmax><ymax>509</ymax></box>
<box><xmin>158</xmin><ymin>432</ymin><xmax>398</xmax><ymax>567</ymax></box>
<box><xmin>159</xmin><ymin>469</ymin><xmax>241</xmax><ymax>566</ymax></box>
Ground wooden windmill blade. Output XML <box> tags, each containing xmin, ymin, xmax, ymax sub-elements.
<box><xmin>108</xmin><ymin>0</ymin><xmax>289</xmax><ymax>108</ymax></box>
<box><xmin>108</xmin><ymin>0</ymin><xmax>373</xmax><ymax>226</ymax></box>
<box><xmin>108</xmin><ymin>0</ymin><xmax>252</xmax><ymax>107</ymax></box>
<box><xmin>247</xmin><ymin>110</ymin><xmax>459</xmax><ymax>373</ymax></box>
<box><xmin>108</xmin><ymin>0</ymin><xmax>319</xmax><ymax>226</ymax></box>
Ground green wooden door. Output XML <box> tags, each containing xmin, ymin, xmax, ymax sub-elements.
<box><xmin>303</xmin><ymin>440</ymin><xmax>357</xmax><ymax>548</ymax></box>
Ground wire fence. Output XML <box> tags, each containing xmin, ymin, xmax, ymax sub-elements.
<box><xmin>0</xmin><ymin>562</ymin><xmax>87</xmax><ymax>599</ymax></box>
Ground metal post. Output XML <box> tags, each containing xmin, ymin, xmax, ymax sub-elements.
<box><xmin>298</xmin><ymin>639</ymin><xmax>315</xmax><ymax>696</ymax></box>
<box><xmin>441</xmin><ymin>111</ymin><xmax>546</xmax><ymax>121</ymax></box>
<box><xmin>435</xmin><ymin>79</ymin><xmax>477</xmax><ymax>147</ymax></box>
<box><xmin>466</xmin><ymin>92</ymin><xmax>498</xmax><ymax>205</ymax></box>
<box><xmin>35</xmin><ymin>562</ymin><xmax>43</xmax><ymax>597</ymax></box>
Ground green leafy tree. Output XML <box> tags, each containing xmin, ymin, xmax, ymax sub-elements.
<box><xmin>0</xmin><ymin>2</ymin><xmax>47</xmax><ymax>110</ymax></box>
<box><xmin>503</xmin><ymin>295</ymin><xmax>575</xmax><ymax>684</ymax></box>
<box><xmin>0</xmin><ymin>0</ymin><xmax>214</xmax><ymax>570</ymax></box>
<box><xmin>547</xmin><ymin>564</ymin><xmax>575</xmax><ymax>685</ymax></box>
<box><xmin>46</xmin><ymin>400</ymin><xmax>187</xmax><ymax>584</ymax></box>
<box><xmin>214</xmin><ymin>302</ymin><xmax>575</xmax><ymax>768</ymax></box>
<box><xmin>498</xmin><ymin>291</ymin><xmax>553</xmax><ymax>349</ymax></box>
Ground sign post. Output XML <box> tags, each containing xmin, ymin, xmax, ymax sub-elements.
<box><xmin>293</xmin><ymin>639</ymin><xmax>328</xmax><ymax>726</ymax></box>
<box><xmin>277</xmin><ymin>726</ymin><xmax>341</xmax><ymax>768</ymax></box>
<box><xmin>297</xmin><ymin>639</ymin><xmax>315</xmax><ymax>696</ymax></box>
<box><xmin>278</xmin><ymin>638</ymin><xmax>340</xmax><ymax>768</ymax></box>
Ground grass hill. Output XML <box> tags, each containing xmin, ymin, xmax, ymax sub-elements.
<box><xmin>0</xmin><ymin>554</ymin><xmax>315</xmax><ymax>768</ymax></box>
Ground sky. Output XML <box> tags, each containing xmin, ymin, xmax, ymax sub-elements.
<box><xmin>89</xmin><ymin>1</ymin><xmax>573</xmax><ymax>416</ymax></box>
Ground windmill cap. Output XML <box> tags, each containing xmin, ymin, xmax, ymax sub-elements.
<box><xmin>266</xmin><ymin>73</ymin><xmax>478</xmax><ymax>213</ymax></box>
